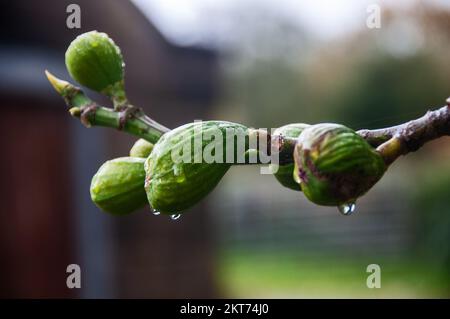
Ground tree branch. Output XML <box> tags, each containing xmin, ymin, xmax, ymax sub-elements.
<box><xmin>372</xmin><ymin>103</ymin><xmax>450</xmax><ymax>164</ymax></box>
<box><xmin>255</xmin><ymin>101</ymin><xmax>450</xmax><ymax>166</ymax></box>
<box><xmin>47</xmin><ymin>71</ymin><xmax>449</xmax><ymax>167</ymax></box>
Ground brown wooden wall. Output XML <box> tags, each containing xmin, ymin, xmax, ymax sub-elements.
<box><xmin>0</xmin><ymin>0</ymin><xmax>219</xmax><ymax>298</ymax></box>
<box><xmin>0</xmin><ymin>98</ymin><xmax>75</xmax><ymax>298</ymax></box>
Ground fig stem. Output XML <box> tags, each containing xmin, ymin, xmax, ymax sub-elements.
<box><xmin>46</xmin><ymin>70</ymin><xmax>169</xmax><ymax>143</ymax></box>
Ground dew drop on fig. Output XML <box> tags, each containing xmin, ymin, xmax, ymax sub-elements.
<box><xmin>152</xmin><ymin>210</ymin><xmax>160</xmax><ymax>216</ymax></box>
<box><xmin>338</xmin><ymin>203</ymin><xmax>356</xmax><ymax>216</ymax></box>
<box><xmin>171</xmin><ymin>214</ymin><xmax>181</xmax><ymax>221</ymax></box>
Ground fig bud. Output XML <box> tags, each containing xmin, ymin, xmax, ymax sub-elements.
<box><xmin>130</xmin><ymin>139</ymin><xmax>154</xmax><ymax>158</ymax></box>
<box><xmin>90</xmin><ymin>157</ymin><xmax>147</xmax><ymax>215</ymax></box>
<box><xmin>145</xmin><ymin>121</ymin><xmax>248</xmax><ymax>214</ymax></box>
<box><xmin>294</xmin><ymin>124</ymin><xmax>386</xmax><ymax>206</ymax></box>
<box><xmin>65</xmin><ymin>31</ymin><xmax>125</xmax><ymax>98</ymax></box>
<box><xmin>270</xmin><ymin>123</ymin><xmax>309</xmax><ymax>191</ymax></box>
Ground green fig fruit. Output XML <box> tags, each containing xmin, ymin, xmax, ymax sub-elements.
<box><xmin>145</xmin><ymin>121</ymin><xmax>248</xmax><ymax>214</ymax></box>
<box><xmin>130</xmin><ymin>139</ymin><xmax>154</xmax><ymax>158</ymax></box>
<box><xmin>90</xmin><ymin>157</ymin><xmax>147</xmax><ymax>215</ymax></box>
<box><xmin>65</xmin><ymin>31</ymin><xmax>125</xmax><ymax>99</ymax></box>
<box><xmin>270</xmin><ymin>123</ymin><xmax>310</xmax><ymax>191</ymax></box>
<box><xmin>294</xmin><ymin>123</ymin><xmax>386</xmax><ymax>206</ymax></box>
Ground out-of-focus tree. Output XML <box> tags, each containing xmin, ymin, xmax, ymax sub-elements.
<box><xmin>307</xmin><ymin>6</ymin><xmax>450</xmax><ymax>130</ymax></box>
<box><xmin>413</xmin><ymin>163</ymin><xmax>450</xmax><ymax>294</ymax></box>
<box><xmin>218</xmin><ymin>4</ymin><xmax>450</xmax><ymax>131</ymax></box>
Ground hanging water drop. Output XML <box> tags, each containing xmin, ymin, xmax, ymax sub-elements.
<box><xmin>171</xmin><ymin>214</ymin><xmax>181</xmax><ymax>220</ymax></box>
<box><xmin>338</xmin><ymin>202</ymin><xmax>356</xmax><ymax>216</ymax></box>
<box><xmin>152</xmin><ymin>210</ymin><xmax>160</xmax><ymax>216</ymax></box>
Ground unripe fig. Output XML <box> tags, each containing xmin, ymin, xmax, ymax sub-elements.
<box><xmin>294</xmin><ymin>124</ymin><xmax>386</xmax><ymax>206</ymax></box>
<box><xmin>90</xmin><ymin>157</ymin><xmax>147</xmax><ymax>215</ymax></box>
<box><xmin>130</xmin><ymin>139</ymin><xmax>154</xmax><ymax>158</ymax></box>
<box><xmin>145</xmin><ymin>121</ymin><xmax>248</xmax><ymax>214</ymax></box>
<box><xmin>65</xmin><ymin>31</ymin><xmax>124</xmax><ymax>97</ymax></box>
<box><xmin>270</xmin><ymin>123</ymin><xmax>309</xmax><ymax>191</ymax></box>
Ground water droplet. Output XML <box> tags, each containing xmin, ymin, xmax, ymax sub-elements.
<box><xmin>338</xmin><ymin>202</ymin><xmax>356</xmax><ymax>216</ymax></box>
<box><xmin>152</xmin><ymin>210</ymin><xmax>160</xmax><ymax>216</ymax></box>
<box><xmin>171</xmin><ymin>214</ymin><xmax>181</xmax><ymax>220</ymax></box>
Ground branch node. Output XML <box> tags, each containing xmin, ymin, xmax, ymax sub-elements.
<box><xmin>117</xmin><ymin>105</ymin><xmax>142</xmax><ymax>130</ymax></box>
<box><xmin>80</xmin><ymin>103</ymin><xmax>99</xmax><ymax>128</ymax></box>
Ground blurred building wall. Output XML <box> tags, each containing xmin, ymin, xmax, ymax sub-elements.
<box><xmin>0</xmin><ymin>0</ymin><xmax>219</xmax><ymax>298</ymax></box>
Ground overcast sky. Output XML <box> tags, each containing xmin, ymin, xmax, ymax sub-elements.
<box><xmin>132</xmin><ymin>0</ymin><xmax>449</xmax><ymax>47</ymax></box>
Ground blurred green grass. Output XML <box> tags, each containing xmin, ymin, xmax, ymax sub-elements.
<box><xmin>216</xmin><ymin>148</ymin><xmax>450</xmax><ymax>299</ymax></box>
<box><xmin>212</xmin><ymin>8</ymin><xmax>450</xmax><ymax>299</ymax></box>
<box><xmin>217</xmin><ymin>248</ymin><xmax>449</xmax><ymax>298</ymax></box>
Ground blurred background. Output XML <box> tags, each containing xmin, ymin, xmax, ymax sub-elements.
<box><xmin>0</xmin><ymin>0</ymin><xmax>449</xmax><ymax>298</ymax></box>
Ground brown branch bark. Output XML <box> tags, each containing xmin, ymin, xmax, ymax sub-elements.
<box><xmin>358</xmin><ymin>102</ymin><xmax>450</xmax><ymax>164</ymax></box>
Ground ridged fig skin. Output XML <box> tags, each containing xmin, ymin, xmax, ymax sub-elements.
<box><xmin>270</xmin><ymin>123</ymin><xmax>310</xmax><ymax>191</ymax></box>
<box><xmin>145</xmin><ymin>121</ymin><xmax>248</xmax><ymax>214</ymax></box>
<box><xmin>130</xmin><ymin>139</ymin><xmax>154</xmax><ymax>158</ymax></box>
<box><xmin>65</xmin><ymin>31</ymin><xmax>124</xmax><ymax>93</ymax></box>
<box><xmin>90</xmin><ymin>157</ymin><xmax>147</xmax><ymax>215</ymax></box>
<box><xmin>294</xmin><ymin>123</ymin><xmax>386</xmax><ymax>206</ymax></box>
